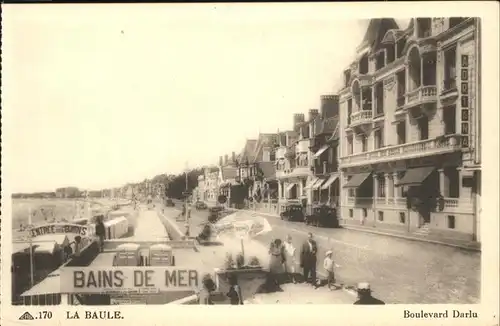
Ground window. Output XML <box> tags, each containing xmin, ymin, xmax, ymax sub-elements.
<box><xmin>347</xmin><ymin>99</ymin><xmax>353</xmax><ymax>125</ymax></box>
<box><xmin>443</xmin><ymin>105</ymin><xmax>456</xmax><ymax>135</ymax></box>
<box><xmin>347</xmin><ymin>136</ymin><xmax>354</xmax><ymax>155</ymax></box>
<box><xmin>445</xmin><ymin>167</ymin><xmax>460</xmax><ymax>198</ymax></box>
<box><xmin>443</xmin><ymin>46</ymin><xmax>457</xmax><ymax>92</ymax></box>
<box><xmin>344</xmin><ymin>70</ymin><xmax>351</xmax><ymax>88</ymax></box>
<box><xmin>378</xmin><ymin>211</ymin><xmax>384</xmax><ymax>222</ymax></box>
<box><xmin>447</xmin><ymin>215</ymin><xmax>456</xmax><ymax>229</ymax></box>
<box><xmin>347</xmin><ymin>176</ymin><xmax>355</xmax><ymax>197</ymax></box>
<box><xmin>375</xmin><ymin>83</ymin><xmax>384</xmax><ymax>116</ymax></box>
<box><xmin>359</xmin><ymin>55</ymin><xmax>369</xmax><ymax>74</ymax></box>
<box><xmin>417</xmin><ymin>18</ymin><xmax>432</xmax><ymax>38</ymax></box>
<box><xmin>378</xmin><ymin>174</ymin><xmax>386</xmax><ymax>198</ymax></box>
<box><xmin>449</xmin><ymin>17</ymin><xmax>467</xmax><ymax>29</ymax></box>
<box><xmin>361</xmin><ymin>135</ymin><xmax>368</xmax><ymax>152</ymax></box>
<box><xmin>397</xmin><ymin>121</ymin><xmax>406</xmax><ymax>144</ymax></box>
<box><xmin>396</xmin><ymin>37</ymin><xmax>407</xmax><ymax>59</ymax></box>
<box><xmin>396</xmin><ymin>70</ymin><xmax>406</xmax><ymax>108</ymax></box>
<box><xmin>399</xmin><ymin>212</ymin><xmax>406</xmax><ymax>224</ymax></box>
<box><xmin>374</xmin><ymin>129</ymin><xmax>384</xmax><ymax>149</ymax></box>
<box><xmin>418</xmin><ymin>116</ymin><xmax>429</xmax><ymax>140</ymax></box>
<box><xmin>376</xmin><ymin>51</ymin><xmax>385</xmax><ymax>70</ymax></box>
<box><xmin>349</xmin><ymin>209</ymin><xmax>354</xmax><ymax>218</ymax></box>
<box><xmin>386</xmin><ymin>44</ymin><xmax>395</xmax><ymax>64</ymax></box>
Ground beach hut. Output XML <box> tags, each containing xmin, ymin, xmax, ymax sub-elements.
<box><xmin>149</xmin><ymin>244</ymin><xmax>174</xmax><ymax>266</ymax></box>
<box><xmin>113</xmin><ymin>243</ymin><xmax>141</xmax><ymax>266</ymax></box>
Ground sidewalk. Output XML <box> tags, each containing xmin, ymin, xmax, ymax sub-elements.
<box><xmin>230</xmin><ymin>207</ymin><xmax>481</xmax><ymax>252</ymax></box>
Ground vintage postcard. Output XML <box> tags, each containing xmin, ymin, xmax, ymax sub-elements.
<box><xmin>1</xmin><ymin>2</ymin><xmax>499</xmax><ymax>326</ymax></box>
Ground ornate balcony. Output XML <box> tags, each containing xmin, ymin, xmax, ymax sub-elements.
<box><xmin>349</xmin><ymin>110</ymin><xmax>373</xmax><ymax>127</ymax></box>
<box><xmin>404</xmin><ymin>86</ymin><xmax>437</xmax><ymax>109</ymax></box>
<box><xmin>340</xmin><ymin>134</ymin><xmax>464</xmax><ymax>168</ymax></box>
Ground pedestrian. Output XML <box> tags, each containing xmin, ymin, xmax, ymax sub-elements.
<box><xmin>353</xmin><ymin>283</ymin><xmax>385</xmax><ymax>305</ymax></box>
<box><xmin>323</xmin><ymin>250</ymin><xmax>340</xmax><ymax>290</ymax></box>
<box><xmin>283</xmin><ymin>235</ymin><xmax>297</xmax><ymax>284</ymax></box>
<box><xmin>73</xmin><ymin>235</ymin><xmax>83</xmax><ymax>258</ymax></box>
<box><xmin>95</xmin><ymin>215</ymin><xmax>106</xmax><ymax>253</ymax></box>
<box><xmin>226</xmin><ymin>274</ymin><xmax>243</xmax><ymax>305</ymax></box>
<box><xmin>269</xmin><ymin>239</ymin><xmax>285</xmax><ymax>286</ymax></box>
<box><xmin>198</xmin><ymin>274</ymin><xmax>216</xmax><ymax>305</ymax></box>
<box><xmin>300</xmin><ymin>232</ymin><xmax>318</xmax><ymax>288</ymax></box>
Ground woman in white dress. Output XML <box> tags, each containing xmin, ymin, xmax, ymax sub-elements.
<box><xmin>283</xmin><ymin>235</ymin><xmax>297</xmax><ymax>284</ymax></box>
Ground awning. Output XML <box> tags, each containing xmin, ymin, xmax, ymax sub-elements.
<box><xmin>343</xmin><ymin>172</ymin><xmax>372</xmax><ymax>188</ymax></box>
<box><xmin>321</xmin><ymin>174</ymin><xmax>339</xmax><ymax>190</ymax></box>
<box><xmin>304</xmin><ymin>177</ymin><xmax>319</xmax><ymax>190</ymax></box>
<box><xmin>313</xmin><ymin>145</ymin><xmax>329</xmax><ymax>158</ymax></box>
<box><xmin>22</xmin><ymin>272</ymin><xmax>61</xmax><ymax>296</ymax></box>
<box><xmin>396</xmin><ymin>167</ymin><xmax>435</xmax><ymax>187</ymax></box>
<box><xmin>285</xmin><ymin>183</ymin><xmax>296</xmax><ymax>193</ymax></box>
<box><xmin>312</xmin><ymin>178</ymin><xmax>325</xmax><ymax>190</ymax></box>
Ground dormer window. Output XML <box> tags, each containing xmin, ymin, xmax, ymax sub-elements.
<box><xmin>375</xmin><ymin>51</ymin><xmax>385</xmax><ymax>70</ymax></box>
<box><xmin>344</xmin><ymin>69</ymin><xmax>351</xmax><ymax>88</ymax></box>
<box><xmin>396</xmin><ymin>36</ymin><xmax>407</xmax><ymax>59</ymax></box>
<box><xmin>417</xmin><ymin>18</ymin><xmax>432</xmax><ymax>38</ymax></box>
<box><xmin>359</xmin><ymin>54</ymin><xmax>369</xmax><ymax>74</ymax></box>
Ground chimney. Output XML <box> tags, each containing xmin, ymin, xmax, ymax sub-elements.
<box><xmin>308</xmin><ymin>109</ymin><xmax>319</xmax><ymax>121</ymax></box>
<box><xmin>219</xmin><ymin>156</ymin><xmax>223</xmax><ymax>166</ymax></box>
<box><xmin>320</xmin><ymin>95</ymin><xmax>340</xmax><ymax>119</ymax></box>
<box><xmin>293</xmin><ymin>113</ymin><xmax>305</xmax><ymax>133</ymax></box>
<box><xmin>232</xmin><ymin>152</ymin><xmax>236</xmax><ymax>163</ymax></box>
<box><xmin>224</xmin><ymin>154</ymin><xmax>229</xmax><ymax>165</ymax></box>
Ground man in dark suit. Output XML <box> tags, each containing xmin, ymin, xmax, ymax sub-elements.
<box><xmin>353</xmin><ymin>283</ymin><xmax>385</xmax><ymax>305</ymax></box>
<box><xmin>300</xmin><ymin>232</ymin><xmax>318</xmax><ymax>287</ymax></box>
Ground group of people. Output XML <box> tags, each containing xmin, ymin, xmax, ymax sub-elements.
<box><xmin>268</xmin><ymin>232</ymin><xmax>339</xmax><ymax>291</ymax></box>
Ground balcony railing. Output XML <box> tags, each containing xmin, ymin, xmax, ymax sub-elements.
<box><xmin>405</xmin><ymin>85</ymin><xmax>437</xmax><ymax>107</ymax></box>
<box><xmin>340</xmin><ymin>134</ymin><xmax>463</xmax><ymax>167</ymax></box>
<box><xmin>442</xmin><ymin>77</ymin><xmax>457</xmax><ymax>94</ymax></box>
<box><xmin>346</xmin><ymin>197</ymin><xmax>373</xmax><ymax>206</ymax></box>
<box><xmin>350</xmin><ymin>110</ymin><xmax>373</xmax><ymax>127</ymax></box>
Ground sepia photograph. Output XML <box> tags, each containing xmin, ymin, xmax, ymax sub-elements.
<box><xmin>1</xmin><ymin>2</ymin><xmax>498</xmax><ymax>326</ymax></box>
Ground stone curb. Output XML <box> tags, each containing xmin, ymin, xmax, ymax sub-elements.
<box><xmin>233</xmin><ymin>208</ymin><xmax>481</xmax><ymax>252</ymax></box>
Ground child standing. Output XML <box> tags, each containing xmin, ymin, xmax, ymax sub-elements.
<box><xmin>324</xmin><ymin>250</ymin><xmax>339</xmax><ymax>290</ymax></box>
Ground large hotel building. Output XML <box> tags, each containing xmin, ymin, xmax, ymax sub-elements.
<box><xmin>338</xmin><ymin>18</ymin><xmax>481</xmax><ymax>242</ymax></box>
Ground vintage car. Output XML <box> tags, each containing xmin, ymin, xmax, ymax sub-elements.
<box><xmin>280</xmin><ymin>203</ymin><xmax>305</xmax><ymax>222</ymax></box>
<box><xmin>304</xmin><ymin>205</ymin><xmax>339</xmax><ymax>228</ymax></box>
<box><xmin>195</xmin><ymin>201</ymin><xmax>208</xmax><ymax>210</ymax></box>
<box><xmin>208</xmin><ymin>206</ymin><xmax>225</xmax><ymax>223</ymax></box>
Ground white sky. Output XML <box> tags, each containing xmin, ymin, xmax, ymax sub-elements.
<box><xmin>3</xmin><ymin>4</ymin><xmax>410</xmax><ymax>192</ymax></box>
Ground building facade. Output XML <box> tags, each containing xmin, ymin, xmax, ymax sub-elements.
<box><xmin>338</xmin><ymin>18</ymin><xmax>481</xmax><ymax>242</ymax></box>
<box><xmin>308</xmin><ymin>95</ymin><xmax>341</xmax><ymax>210</ymax></box>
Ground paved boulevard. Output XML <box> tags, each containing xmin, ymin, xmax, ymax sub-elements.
<box><xmin>161</xmin><ymin>204</ymin><xmax>479</xmax><ymax>304</ymax></box>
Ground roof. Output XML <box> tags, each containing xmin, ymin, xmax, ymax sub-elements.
<box><xmin>358</xmin><ymin>19</ymin><xmax>400</xmax><ymax>52</ymax></box>
<box><xmin>239</xmin><ymin>139</ymin><xmax>258</xmax><ymax>163</ymax></box>
<box><xmin>257</xmin><ymin>162</ymin><xmax>276</xmax><ymax>179</ymax></box>
<box><xmin>251</xmin><ymin>133</ymin><xmax>279</xmax><ymax>163</ymax></box>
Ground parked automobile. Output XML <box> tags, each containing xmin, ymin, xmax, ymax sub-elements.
<box><xmin>280</xmin><ymin>203</ymin><xmax>305</xmax><ymax>222</ymax></box>
<box><xmin>208</xmin><ymin>206</ymin><xmax>224</xmax><ymax>223</ymax></box>
<box><xmin>304</xmin><ymin>205</ymin><xmax>339</xmax><ymax>228</ymax></box>
<box><xmin>165</xmin><ymin>199</ymin><xmax>175</xmax><ymax>207</ymax></box>
<box><xmin>195</xmin><ymin>201</ymin><xmax>208</xmax><ymax>210</ymax></box>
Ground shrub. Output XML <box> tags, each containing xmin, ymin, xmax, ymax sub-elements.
<box><xmin>236</xmin><ymin>253</ymin><xmax>244</xmax><ymax>268</ymax></box>
<box><xmin>248</xmin><ymin>256</ymin><xmax>260</xmax><ymax>266</ymax></box>
<box><xmin>224</xmin><ymin>252</ymin><xmax>235</xmax><ymax>269</ymax></box>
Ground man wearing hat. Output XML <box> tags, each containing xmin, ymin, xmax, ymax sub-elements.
<box><xmin>353</xmin><ymin>282</ymin><xmax>385</xmax><ymax>305</ymax></box>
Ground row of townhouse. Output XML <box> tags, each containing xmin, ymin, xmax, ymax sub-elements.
<box><xmin>194</xmin><ymin>17</ymin><xmax>481</xmax><ymax>243</ymax></box>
